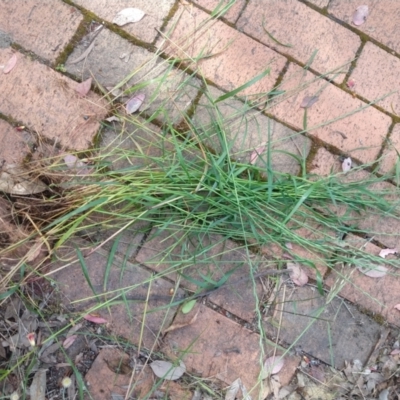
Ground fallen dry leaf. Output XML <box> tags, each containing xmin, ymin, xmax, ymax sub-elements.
<box><xmin>113</xmin><ymin>8</ymin><xmax>145</xmax><ymax>26</ymax></box>
<box><xmin>300</xmin><ymin>95</ymin><xmax>319</xmax><ymax>109</ymax></box>
<box><xmin>379</xmin><ymin>248</ymin><xmax>397</xmax><ymax>258</ymax></box>
<box><xmin>342</xmin><ymin>157</ymin><xmax>352</xmax><ymax>173</ymax></box>
<box><xmin>394</xmin><ymin>304</ymin><xmax>400</xmax><ymax>311</ymax></box>
<box><xmin>261</xmin><ymin>356</ymin><xmax>285</xmax><ymax>379</ymax></box>
<box><xmin>287</xmin><ymin>262</ymin><xmax>308</xmax><ymax>286</ymax></box>
<box><xmin>126</xmin><ymin>93</ymin><xmax>145</xmax><ymax>114</ymax></box>
<box><xmin>63</xmin><ymin>335</ymin><xmax>77</xmax><ymax>349</ymax></box>
<box><xmin>30</xmin><ymin>369</ymin><xmax>47</xmax><ymax>400</ymax></box>
<box><xmin>75</xmin><ymin>77</ymin><xmax>92</xmax><ymax>97</ymax></box>
<box><xmin>347</xmin><ymin>78</ymin><xmax>356</xmax><ymax>89</ymax></box>
<box><xmin>391</xmin><ymin>348</ymin><xmax>400</xmax><ymax>355</ymax></box>
<box><xmin>357</xmin><ymin>265</ymin><xmax>388</xmax><ymax>278</ymax></box>
<box><xmin>225</xmin><ymin>378</ymin><xmax>241</xmax><ymax>400</ymax></box>
<box><xmin>0</xmin><ymin>165</ymin><xmax>47</xmax><ymax>195</ymax></box>
<box><xmin>150</xmin><ymin>360</ymin><xmax>186</xmax><ymax>380</ymax></box>
<box><xmin>250</xmin><ymin>144</ymin><xmax>266</xmax><ymax>165</ymax></box>
<box><xmin>105</xmin><ymin>116</ymin><xmax>120</xmax><ymax>122</ymax></box>
<box><xmin>164</xmin><ymin>309</ymin><xmax>199</xmax><ymax>333</ymax></box>
<box><xmin>3</xmin><ymin>53</ymin><xmax>17</xmax><ymax>74</ymax></box>
<box><xmin>83</xmin><ymin>314</ymin><xmax>107</xmax><ymax>324</ymax></box>
<box><xmin>352</xmin><ymin>5</ymin><xmax>369</xmax><ymax>26</ymax></box>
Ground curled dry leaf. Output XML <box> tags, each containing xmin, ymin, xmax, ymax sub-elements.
<box><xmin>394</xmin><ymin>304</ymin><xmax>400</xmax><ymax>311</ymax></box>
<box><xmin>250</xmin><ymin>144</ymin><xmax>266</xmax><ymax>165</ymax></box>
<box><xmin>379</xmin><ymin>248</ymin><xmax>397</xmax><ymax>258</ymax></box>
<box><xmin>113</xmin><ymin>8</ymin><xmax>145</xmax><ymax>26</ymax></box>
<box><xmin>287</xmin><ymin>262</ymin><xmax>308</xmax><ymax>286</ymax></box>
<box><xmin>165</xmin><ymin>309</ymin><xmax>199</xmax><ymax>333</ymax></box>
<box><xmin>352</xmin><ymin>5</ymin><xmax>369</xmax><ymax>26</ymax></box>
<box><xmin>149</xmin><ymin>360</ymin><xmax>186</xmax><ymax>380</ymax></box>
<box><xmin>347</xmin><ymin>78</ymin><xmax>356</xmax><ymax>89</ymax></box>
<box><xmin>3</xmin><ymin>53</ymin><xmax>17</xmax><ymax>74</ymax></box>
<box><xmin>63</xmin><ymin>335</ymin><xmax>77</xmax><ymax>349</ymax></box>
<box><xmin>391</xmin><ymin>348</ymin><xmax>400</xmax><ymax>355</ymax></box>
<box><xmin>225</xmin><ymin>378</ymin><xmax>241</xmax><ymax>400</ymax></box>
<box><xmin>300</xmin><ymin>95</ymin><xmax>319</xmax><ymax>109</ymax></box>
<box><xmin>357</xmin><ymin>265</ymin><xmax>388</xmax><ymax>278</ymax></box>
<box><xmin>0</xmin><ymin>164</ymin><xmax>47</xmax><ymax>195</ymax></box>
<box><xmin>261</xmin><ymin>356</ymin><xmax>285</xmax><ymax>379</ymax></box>
<box><xmin>342</xmin><ymin>157</ymin><xmax>352</xmax><ymax>173</ymax></box>
<box><xmin>126</xmin><ymin>93</ymin><xmax>145</xmax><ymax>114</ymax></box>
<box><xmin>83</xmin><ymin>314</ymin><xmax>107</xmax><ymax>324</ymax></box>
<box><xmin>75</xmin><ymin>77</ymin><xmax>92</xmax><ymax>97</ymax></box>
<box><xmin>105</xmin><ymin>116</ymin><xmax>120</xmax><ymax>123</ymax></box>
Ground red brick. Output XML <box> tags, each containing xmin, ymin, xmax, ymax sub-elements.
<box><xmin>325</xmin><ymin>234</ymin><xmax>400</xmax><ymax>326</ymax></box>
<box><xmin>329</xmin><ymin>1</ymin><xmax>400</xmax><ymax>54</ymax></box>
<box><xmin>73</xmin><ymin>0</ymin><xmax>175</xmax><ymax>43</ymax></box>
<box><xmin>237</xmin><ymin>0</ymin><xmax>360</xmax><ymax>83</ymax></box>
<box><xmin>379</xmin><ymin>124</ymin><xmax>400</xmax><ymax>175</ymax></box>
<box><xmin>0</xmin><ymin>119</ymin><xmax>31</xmax><ymax>166</ymax></box>
<box><xmin>0</xmin><ymin>48</ymin><xmax>107</xmax><ymax>150</ymax></box>
<box><xmin>158</xmin><ymin>5</ymin><xmax>286</xmax><ymax>97</ymax></box>
<box><xmin>50</xmin><ymin>239</ymin><xmax>181</xmax><ymax>349</ymax></box>
<box><xmin>0</xmin><ymin>0</ymin><xmax>82</xmax><ymax>62</ymax></box>
<box><xmin>349</xmin><ymin>42</ymin><xmax>400</xmax><ymax>115</ymax></box>
<box><xmin>269</xmin><ymin>63</ymin><xmax>391</xmax><ymax>164</ymax></box>
<box><xmin>192</xmin><ymin>0</ymin><xmax>246</xmax><ymax>23</ymax></box>
<box><xmin>163</xmin><ymin>304</ymin><xmax>299</xmax><ymax>399</ymax></box>
<box><xmin>136</xmin><ymin>226</ymin><xmax>267</xmax><ymax>322</ymax></box>
<box><xmin>193</xmin><ymin>85</ymin><xmax>311</xmax><ymax>175</ymax></box>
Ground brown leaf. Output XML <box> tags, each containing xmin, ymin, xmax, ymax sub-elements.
<box><xmin>3</xmin><ymin>53</ymin><xmax>17</xmax><ymax>74</ymax></box>
<box><xmin>30</xmin><ymin>369</ymin><xmax>47</xmax><ymax>400</ymax></box>
<box><xmin>261</xmin><ymin>356</ymin><xmax>285</xmax><ymax>379</ymax></box>
<box><xmin>287</xmin><ymin>262</ymin><xmax>308</xmax><ymax>286</ymax></box>
<box><xmin>83</xmin><ymin>314</ymin><xmax>107</xmax><ymax>324</ymax></box>
<box><xmin>126</xmin><ymin>93</ymin><xmax>145</xmax><ymax>114</ymax></box>
<box><xmin>63</xmin><ymin>335</ymin><xmax>77</xmax><ymax>349</ymax></box>
<box><xmin>379</xmin><ymin>248</ymin><xmax>397</xmax><ymax>258</ymax></box>
<box><xmin>352</xmin><ymin>5</ymin><xmax>369</xmax><ymax>26</ymax></box>
<box><xmin>164</xmin><ymin>309</ymin><xmax>199</xmax><ymax>333</ymax></box>
<box><xmin>300</xmin><ymin>95</ymin><xmax>319</xmax><ymax>109</ymax></box>
<box><xmin>357</xmin><ymin>265</ymin><xmax>388</xmax><ymax>278</ymax></box>
<box><xmin>113</xmin><ymin>8</ymin><xmax>145</xmax><ymax>26</ymax></box>
<box><xmin>75</xmin><ymin>77</ymin><xmax>92</xmax><ymax>97</ymax></box>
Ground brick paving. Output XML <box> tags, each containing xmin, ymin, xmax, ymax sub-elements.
<box><xmin>1</xmin><ymin>1</ymin><xmax>400</xmax><ymax>399</ymax></box>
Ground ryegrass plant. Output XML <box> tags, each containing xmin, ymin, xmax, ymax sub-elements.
<box><xmin>2</xmin><ymin>5</ymin><xmax>400</xmax><ymax>398</ymax></box>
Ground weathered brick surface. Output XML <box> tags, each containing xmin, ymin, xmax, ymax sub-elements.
<box><xmin>136</xmin><ymin>226</ymin><xmax>268</xmax><ymax>322</ymax></box>
<box><xmin>310</xmin><ymin>148</ymin><xmax>400</xmax><ymax>251</ymax></box>
<box><xmin>192</xmin><ymin>0</ymin><xmax>246</xmax><ymax>23</ymax></box>
<box><xmin>73</xmin><ymin>0</ymin><xmax>174</xmax><ymax>43</ymax></box>
<box><xmin>85</xmin><ymin>348</ymin><xmax>154</xmax><ymax>399</ymax></box>
<box><xmin>0</xmin><ymin>0</ymin><xmax>82</xmax><ymax>62</ymax></box>
<box><xmin>325</xmin><ymin>234</ymin><xmax>400</xmax><ymax>327</ymax></box>
<box><xmin>329</xmin><ymin>1</ymin><xmax>400</xmax><ymax>54</ymax></box>
<box><xmin>269</xmin><ymin>63</ymin><xmax>391</xmax><ymax>164</ymax></box>
<box><xmin>0</xmin><ymin>48</ymin><xmax>107</xmax><ymax>150</ymax></box>
<box><xmin>194</xmin><ymin>85</ymin><xmax>311</xmax><ymax>175</ymax></box>
<box><xmin>163</xmin><ymin>303</ymin><xmax>299</xmax><ymax>399</ymax></box>
<box><xmin>158</xmin><ymin>5</ymin><xmax>287</xmax><ymax>98</ymax></box>
<box><xmin>264</xmin><ymin>284</ymin><xmax>383</xmax><ymax>368</ymax></box>
<box><xmin>379</xmin><ymin>124</ymin><xmax>400</xmax><ymax>175</ymax></box>
<box><xmin>349</xmin><ymin>42</ymin><xmax>400</xmax><ymax>115</ymax></box>
<box><xmin>51</xmin><ymin>239</ymin><xmax>181</xmax><ymax>349</ymax></box>
<box><xmin>0</xmin><ymin>120</ymin><xmax>32</xmax><ymax>166</ymax></box>
<box><xmin>66</xmin><ymin>27</ymin><xmax>199</xmax><ymax>124</ymax></box>
<box><xmin>237</xmin><ymin>0</ymin><xmax>360</xmax><ymax>83</ymax></box>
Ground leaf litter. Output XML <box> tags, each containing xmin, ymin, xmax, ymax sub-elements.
<box><xmin>75</xmin><ymin>77</ymin><xmax>92</xmax><ymax>97</ymax></box>
<box><xmin>113</xmin><ymin>8</ymin><xmax>145</xmax><ymax>26</ymax></box>
<box><xmin>300</xmin><ymin>95</ymin><xmax>319</xmax><ymax>109</ymax></box>
<box><xmin>126</xmin><ymin>93</ymin><xmax>145</xmax><ymax>114</ymax></box>
<box><xmin>287</xmin><ymin>262</ymin><xmax>308</xmax><ymax>286</ymax></box>
<box><xmin>149</xmin><ymin>360</ymin><xmax>186</xmax><ymax>380</ymax></box>
<box><xmin>3</xmin><ymin>53</ymin><xmax>17</xmax><ymax>74</ymax></box>
<box><xmin>352</xmin><ymin>5</ymin><xmax>369</xmax><ymax>26</ymax></box>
